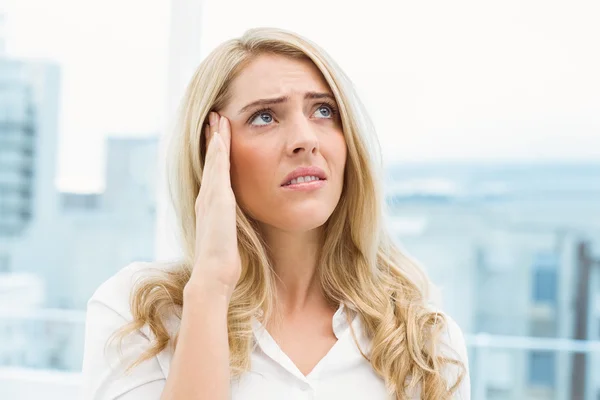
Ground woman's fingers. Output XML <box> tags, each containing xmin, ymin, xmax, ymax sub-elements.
<box><xmin>216</xmin><ymin>116</ymin><xmax>232</xmax><ymax>186</ymax></box>
<box><xmin>199</xmin><ymin>112</ymin><xmax>233</xmax><ymax>211</ymax></box>
<box><xmin>205</xmin><ymin>112</ymin><xmax>231</xmax><ymax>182</ymax></box>
<box><xmin>217</xmin><ymin>115</ymin><xmax>231</xmax><ymax>158</ymax></box>
<box><xmin>200</xmin><ymin>122</ymin><xmax>216</xmax><ymax>196</ymax></box>
<box><xmin>204</xmin><ymin>112</ymin><xmax>219</xmax><ymax>164</ymax></box>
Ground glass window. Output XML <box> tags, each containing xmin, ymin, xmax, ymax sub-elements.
<box><xmin>528</xmin><ymin>351</ymin><xmax>556</xmax><ymax>388</ymax></box>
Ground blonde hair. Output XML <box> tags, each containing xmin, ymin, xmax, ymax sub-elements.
<box><xmin>117</xmin><ymin>27</ymin><xmax>465</xmax><ymax>399</ymax></box>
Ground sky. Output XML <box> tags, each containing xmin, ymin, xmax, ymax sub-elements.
<box><xmin>2</xmin><ymin>0</ymin><xmax>600</xmax><ymax>192</ymax></box>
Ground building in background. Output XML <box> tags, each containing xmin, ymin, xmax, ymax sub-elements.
<box><xmin>55</xmin><ymin>135</ymin><xmax>159</xmax><ymax>310</ymax></box>
<box><xmin>0</xmin><ymin>58</ymin><xmax>60</xmax><ymax>238</ymax></box>
<box><xmin>0</xmin><ymin>63</ymin><xmax>160</xmax><ymax>370</ymax></box>
<box><xmin>6</xmin><ymin>135</ymin><xmax>159</xmax><ymax>312</ymax></box>
<box><xmin>0</xmin><ymin>28</ymin><xmax>62</xmax><ymax>318</ymax></box>
<box><xmin>0</xmin><ymin>17</ymin><xmax>159</xmax><ymax>373</ymax></box>
<box><xmin>0</xmin><ymin>48</ymin><xmax>158</xmax><ymax>312</ymax></box>
<box><xmin>1</xmin><ymin>134</ymin><xmax>159</xmax><ymax>373</ymax></box>
<box><xmin>386</xmin><ymin>163</ymin><xmax>600</xmax><ymax>400</ymax></box>
<box><xmin>103</xmin><ymin>136</ymin><xmax>158</xmax><ymax>216</ymax></box>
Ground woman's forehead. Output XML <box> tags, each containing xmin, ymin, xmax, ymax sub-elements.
<box><xmin>227</xmin><ymin>54</ymin><xmax>331</xmax><ymax>108</ymax></box>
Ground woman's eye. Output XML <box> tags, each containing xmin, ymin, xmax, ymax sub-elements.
<box><xmin>313</xmin><ymin>105</ymin><xmax>333</xmax><ymax>119</ymax></box>
<box><xmin>250</xmin><ymin>112</ymin><xmax>274</xmax><ymax>126</ymax></box>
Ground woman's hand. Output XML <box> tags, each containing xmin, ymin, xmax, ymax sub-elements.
<box><xmin>187</xmin><ymin>112</ymin><xmax>241</xmax><ymax>301</ymax></box>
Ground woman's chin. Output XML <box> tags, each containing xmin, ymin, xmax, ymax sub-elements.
<box><xmin>264</xmin><ymin>212</ymin><xmax>333</xmax><ymax>234</ymax></box>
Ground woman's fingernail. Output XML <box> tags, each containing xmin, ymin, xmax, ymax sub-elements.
<box><xmin>209</xmin><ymin>112</ymin><xmax>218</xmax><ymax>126</ymax></box>
<box><xmin>219</xmin><ymin>116</ymin><xmax>227</xmax><ymax>131</ymax></box>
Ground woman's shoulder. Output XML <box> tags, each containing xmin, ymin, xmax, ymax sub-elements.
<box><xmin>439</xmin><ymin>312</ymin><xmax>468</xmax><ymax>357</ymax></box>
<box><xmin>82</xmin><ymin>261</ymin><xmax>175</xmax><ymax>397</ymax></box>
<box><xmin>89</xmin><ymin>261</ymin><xmax>174</xmax><ymax>319</ymax></box>
<box><xmin>424</xmin><ymin>298</ymin><xmax>469</xmax><ymax>359</ymax></box>
<box><xmin>435</xmin><ymin>310</ymin><xmax>471</xmax><ymax>398</ymax></box>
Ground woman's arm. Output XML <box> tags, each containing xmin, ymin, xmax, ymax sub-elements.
<box><xmin>159</xmin><ymin>281</ymin><xmax>231</xmax><ymax>400</ymax></box>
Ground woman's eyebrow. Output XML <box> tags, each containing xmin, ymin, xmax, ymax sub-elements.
<box><xmin>238</xmin><ymin>91</ymin><xmax>336</xmax><ymax>115</ymax></box>
<box><xmin>305</xmin><ymin>92</ymin><xmax>335</xmax><ymax>102</ymax></box>
<box><xmin>238</xmin><ymin>95</ymin><xmax>289</xmax><ymax>115</ymax></box>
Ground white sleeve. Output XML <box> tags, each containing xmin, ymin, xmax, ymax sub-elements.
<box><xmin>440</xmin><ymin>314</ymin><xmax>471</xmax><ymax>400</ymax></box>
<box><xmin>81</xmin><ymin>263</ymin><xmax>166</xmax><ymax>400</ymax></box>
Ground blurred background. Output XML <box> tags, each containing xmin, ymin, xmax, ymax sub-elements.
<box><xmin>0</xmin><ymin>0</ymin><xmax>599</xmax><ymax>399</ymax></box>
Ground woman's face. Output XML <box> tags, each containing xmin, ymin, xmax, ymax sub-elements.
<box><xmin>218</xmin><ymin>54</ymin><xmax>347</xmax><ymax>233</ymax></box>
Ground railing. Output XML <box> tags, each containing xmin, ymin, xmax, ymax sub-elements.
<box><xmin>1</xmin><ymin>310</ymin><xmax>599</xmax><ymax>400</ymax></box>
<box><xmin>469</xmin><ymin>333</ymin><xmax>600</xmax><ymax>400</ymax></box>
<box><xmin>0</xmin><ymin>367</ymin><xmax>81</xmax><ymax>400</ymax></box>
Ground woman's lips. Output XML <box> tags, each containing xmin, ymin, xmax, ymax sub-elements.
<box><xmin>280</xmin><ymin>179</ymin><xmax>326</xmax><ymax>191</ymax></box>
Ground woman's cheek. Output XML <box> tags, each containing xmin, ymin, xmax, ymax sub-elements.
<box><xmin>231</xmin><ymin>139</ymin><xmax>276</xmax><ymax>185</ymax></box>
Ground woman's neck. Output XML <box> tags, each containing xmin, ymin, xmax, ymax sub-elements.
<box><xmin>261</xmin><ymin>225</ymin><xmax>326</xmax><ymax>314</ymax></box>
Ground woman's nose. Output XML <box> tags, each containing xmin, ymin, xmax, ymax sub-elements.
<box><xmin>287</xmin><ymin>116</ymin><xmax>319</xmax><ymax>155</ymax></box>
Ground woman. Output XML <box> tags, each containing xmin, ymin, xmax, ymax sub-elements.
<box><xmin>82</xmin><ymin>27</ymin><xmax>470</xmax><ymax>399</ymax></box>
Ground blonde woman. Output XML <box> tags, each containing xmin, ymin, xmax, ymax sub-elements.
<box><xmin>82</xmin><ymin>27</ymin><xmax>470</xmax><ymax>399</ymax></box>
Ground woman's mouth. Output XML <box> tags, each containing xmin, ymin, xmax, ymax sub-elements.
<box><xmin>282</xmin><ymin>175</ymin><xmax>324</xmax><ymax>186</ymax></box>
<box><xmin>281</xmin><ymin>175</ymin><xmax>327</xmax><ymax>191</ymax></box>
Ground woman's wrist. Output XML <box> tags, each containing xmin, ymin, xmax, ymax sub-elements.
<box><xmin>184</xmin><ymin>274</ymin><xmax>233</xmax><ymax>306</ymax></box>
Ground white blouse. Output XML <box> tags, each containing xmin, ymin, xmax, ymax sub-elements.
<box><xmin>81</xmin><ymin>262</ymin><xmax>471</xmax><ymax>399</ymax></box>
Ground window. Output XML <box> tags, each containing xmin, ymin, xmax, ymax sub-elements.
<box><xmin>532</xmin><ymin>252</ymin><xmax>559</xmax><ymax>304</ymax></box>
<box><xmin>533</xmin><ymin>269</ymin><xmax>558</xmax><ymax>304</ymax></box>
<box><xmin>528</xmin><ymin>351</ymin><xmax>555</xmax><ymax>387</ymax></box>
